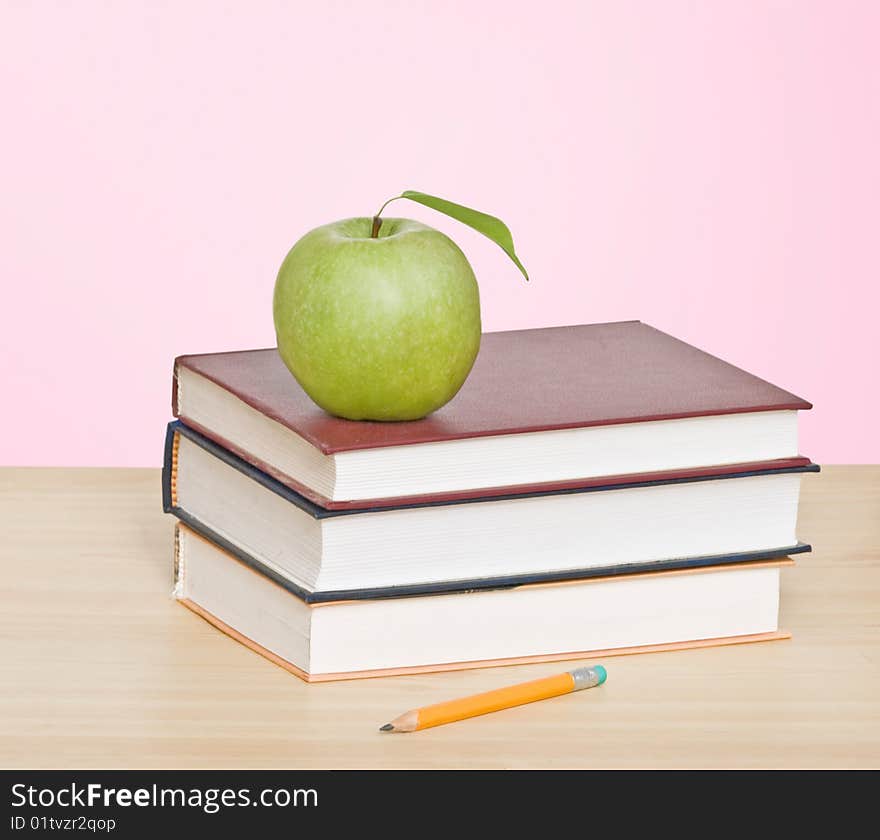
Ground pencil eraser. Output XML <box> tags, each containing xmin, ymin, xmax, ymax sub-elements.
<box><xmin>594</xmin><ymin>665</ymin><xmax>607</xmax><ymax>685</ymax></box>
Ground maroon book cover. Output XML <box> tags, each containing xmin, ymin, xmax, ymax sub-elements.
<box><xmin>173</xmin><ymin>321</ymin><xmax>813</xmax><ymax>508</ymax></box>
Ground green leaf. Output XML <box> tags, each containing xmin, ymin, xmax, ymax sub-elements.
<box><xmin>394</xmin><ymin>190</ymin><xmax>529</xmax><ymax>281</ymax></box>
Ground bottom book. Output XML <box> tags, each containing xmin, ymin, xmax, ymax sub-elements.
<box><xmin>174</xmin><ymin>523</ymin><xmax>792</xmax><ymax>682</ymax></box>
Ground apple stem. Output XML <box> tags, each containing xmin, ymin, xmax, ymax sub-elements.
<box><xmin>370</xmin><ymin>196</ymin><xmax>400</xmax><ymax>238</ymax></box>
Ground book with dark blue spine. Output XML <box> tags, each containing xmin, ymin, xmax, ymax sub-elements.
<box><xmin>163</xmin><ymin>421</ymin><xmax>815</xmax><ymax>604</ymax></box>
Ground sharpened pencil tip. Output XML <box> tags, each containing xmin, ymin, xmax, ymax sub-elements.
<box><xmin>380</xmin><ymin>723</ymin><xmax>394</xmax><ymax>732</ymax></box>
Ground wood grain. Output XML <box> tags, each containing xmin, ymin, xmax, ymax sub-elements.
<box><xmin>1</xmin><ymin>466</ymin><xmax>878</xmax><ymax>768</ymax></box>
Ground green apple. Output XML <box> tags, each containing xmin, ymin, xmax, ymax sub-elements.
<box><xmin>273</xmin><ymin>216</ymin><xmax>481</xmax><ymax>421</ymax></box>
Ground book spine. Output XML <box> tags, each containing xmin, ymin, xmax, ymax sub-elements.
<box><xmin>161</xmin><ymin>423</ymin><xmax>179</xmax><ymax>513</ymax></box>
<box><xmin>171</xmin><ymin>359</ymin><xmax>180</xmax><ymax>417</ymax></box>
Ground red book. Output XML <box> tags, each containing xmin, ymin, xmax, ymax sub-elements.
<box><xmin>173</xmin><ymin>321</ymin><xmax>813</xmax><ymax>509</ymax></box>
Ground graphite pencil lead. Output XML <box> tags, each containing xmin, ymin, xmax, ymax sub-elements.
<box><xmin>380</xmin><ymin>723</ymin><xmax>394</xmax><ymax>732</ymax></box>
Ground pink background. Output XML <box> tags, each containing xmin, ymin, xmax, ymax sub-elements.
<box><xmin>1</xmin><ymin>1</ymin><xmax>877</xmax><ymax>466</ymax></box>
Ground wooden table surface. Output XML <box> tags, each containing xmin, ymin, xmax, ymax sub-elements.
<box><xmin>1</xmin><ymin>465</ymin><xmax>878</xmax><ymax>769</ymax></box>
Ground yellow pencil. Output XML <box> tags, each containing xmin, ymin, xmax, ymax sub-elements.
<box><xmin>379</xmin><ymin>665</ymin><xmax>607</xmax><ymax>732</ymax></box>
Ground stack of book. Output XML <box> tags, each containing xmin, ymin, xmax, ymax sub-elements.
<box><xmin>163</xmin><ymin>321</ymin><xmax>816</xmax><ymax>681</ymax></box>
